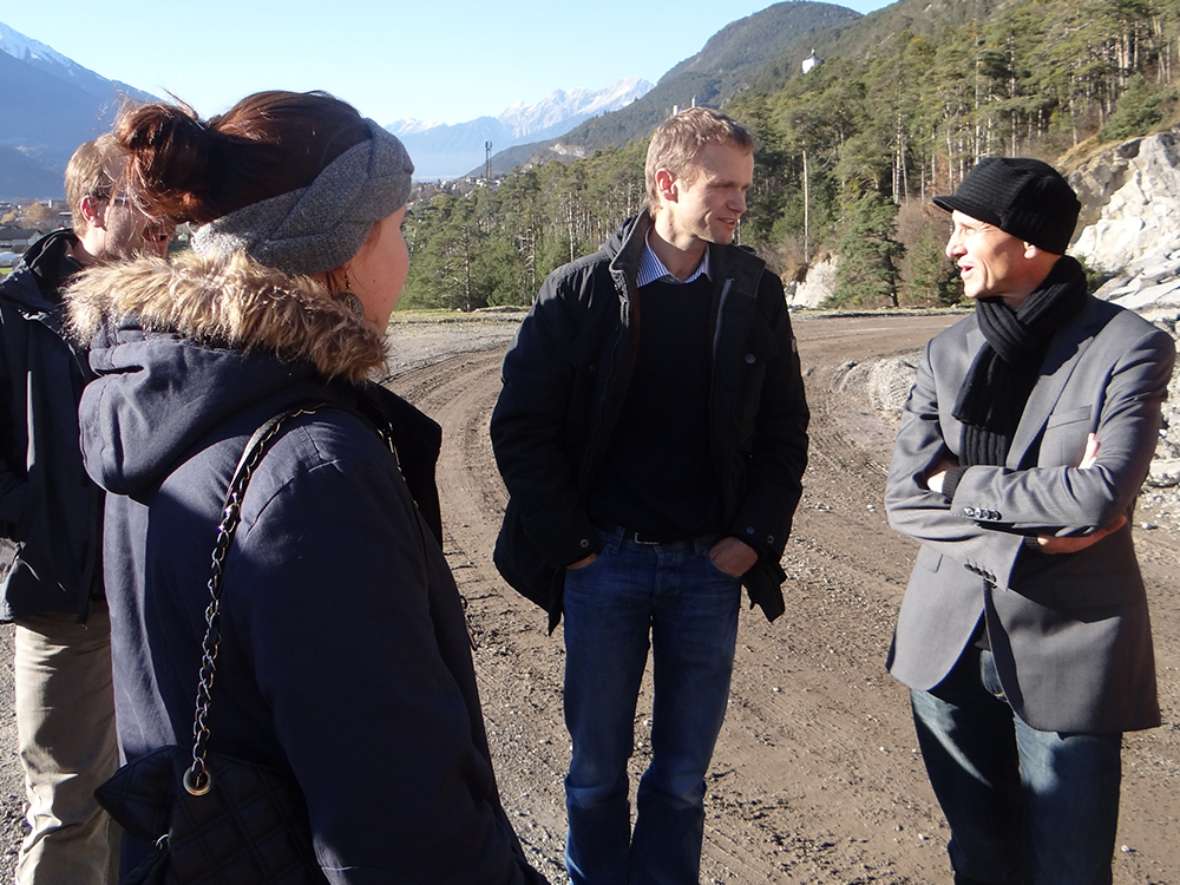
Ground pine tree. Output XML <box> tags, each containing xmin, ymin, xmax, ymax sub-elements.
<box><xmin>832</xmin><ymin>192</ymin><xmax>903</xmax><ymax>307</ymax></box>
<box><xmin>395</xmin><ymin>0</ymin><xmax>1174</xmax><ymax>313</ymax></box>
<box><xmin>901</xmin><ymin>217</ymin><xmax>961</xmax><ymax>306</ymax></box>
<box><xmin>1101</xmin><ymin>73</ymin><xmax>1172</xmax><ymax>140</ymax></box>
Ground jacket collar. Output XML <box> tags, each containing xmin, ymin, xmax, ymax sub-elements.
<box><xmin>1</xmin><ymin>229</ymin><xmax>80</xmax><ymax>315</ymax></box>
<box><xmin>606</xmin><ymin>213</ymin><xmax>766</xmax><ymax>297</ymax></box>
<box><xmin>708</xmin><ymin>237</ymin><xmax>766</xmax><ymax>299</ymax></box>
<box><xmin>1006</xmin><ymin>292</ymin><xmax>1109</xmax><ymax>467</ymax></box>
<box><xmin>606</xmin><ymin>213</ymin><xmax>652</xmax><ymax>296</ymax></box>
<box><xmin>64</xmin><ymin>248</ymin><xmax>388</xmax><ymax>383</ymax></box>
<box><xmin>963</xmin><ymin>290</ymin><xmax>1111</xmax><ymax>467</ymax></box>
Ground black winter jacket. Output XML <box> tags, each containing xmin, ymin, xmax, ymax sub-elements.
<box><xmin>491</xmin><ymin>214</ymin><xmax>809</xmax><ymax>631</ymax></box>
<box><xmin>66</xmin><ymin>250</ymin><xmax>543</xmax><ymax>884</ymax></box>
<box><xmin>0</xmin><ymin>229</ymin><xmax>103</xmax><ymax>621</ymax></box>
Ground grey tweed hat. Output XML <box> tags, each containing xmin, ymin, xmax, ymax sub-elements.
<box><xmin>191</xmin><ymin>118</ymin><xmax>414</xmax><ymax>275</ymax></box>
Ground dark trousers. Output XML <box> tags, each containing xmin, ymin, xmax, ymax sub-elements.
<box><xmin>911</xmin><ymin>647</ymin><xmax>1122</xmax><ymax>885</ymax></box>
<box><xmin>561</xmin><ymin>528</ymin><xmax>741</xmax><ymax>884</ymax></box>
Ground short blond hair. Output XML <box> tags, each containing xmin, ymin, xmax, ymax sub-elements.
<box><xmin>644</xmin><ymin>107</ymin><xmax>754</xmax><ymax>213</ymax></box>
<box><xmin>65</xmin><ymin>134</ymin><xmax>123</xmax><ymax>233</ymax></box>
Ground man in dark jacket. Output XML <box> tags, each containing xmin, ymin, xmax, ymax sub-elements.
<box><xmin>491</xmin><ymin>108</ymin><xmax>809</xmax><ymax>884</ymax></box>
<box><xmin>0</xmin><ymin>135</ymin><xmax>172</xmax><ymax>884</ymax></box>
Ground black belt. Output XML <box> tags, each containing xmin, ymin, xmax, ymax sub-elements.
<box><xmin>610</xmin><ymin>526</ymin><xmax>718</xmax><ymax>548</ymax></box>
<box><xmin>625</xmin><ymin>529</ymin><xmax>672</xmax><ymax>546</ymax></box>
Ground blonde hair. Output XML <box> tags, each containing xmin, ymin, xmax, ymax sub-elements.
<box><xmin>65</xmin><ymin>134</ymin><xmax>123</xmax><ymax>233</ymax></box>
<box><xmin>644</xmin><ymin>107</ymin><xmax>754</xmax><ymax>213</ymax></box>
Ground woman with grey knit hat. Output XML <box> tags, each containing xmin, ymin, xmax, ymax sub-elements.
<box><xmin>65</xmin><ymin>91</ymin><xmax>545</xmax><ymax>884</ymax></box>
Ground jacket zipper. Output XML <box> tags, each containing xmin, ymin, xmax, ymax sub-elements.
<box><xmin>579</xmin><ymin>278</ymin><xmax>630</xmax><ymax>490</ymax></box>
<box><xmin>709</xmin><ymin>279</ymin><xmax>735</xmax><ymax>517</ymax></box>
<box><xmin>711</xmin><ymin>279</ymin><xmax>733</xmax><ymax>363</ymax></box>
<box><xmin>23</xmin><ymin>307</ymin><xmax>97</xmax><ymax>623</ymax></box>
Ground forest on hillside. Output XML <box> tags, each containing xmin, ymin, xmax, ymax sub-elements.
<box><xmin>401</xmin><ymin>0</ymin><xmax>1178</xmax><ymax>310</ymax></box>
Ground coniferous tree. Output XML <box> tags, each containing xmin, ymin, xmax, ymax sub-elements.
<box><xmin>396</xmin><ymin>0</ymin><xmax>1177</xmax><ymax>313</ymax></box>
<box><xmin>833</xmin><ymin>191</ymin><xmax>903</xmax><ymax>307</ymax></box>
<box><xmin>1101</xmin><ymin>74</ymin><xmax>1173</xmax><ymax>140</ymax></box>
<box><xmin>901</xmin><ymin>218</ymin><xmax>961</xmax><ymax>306</ymax></box>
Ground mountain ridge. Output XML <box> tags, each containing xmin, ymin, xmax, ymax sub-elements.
<box><xmin>0</xmin><ymin>21</ymin><xmax>157</xmax><ymax>199</ymax></box>
<box><xmin>474</xmin><ymin>1</ymin><xmax>862</xmax><ymax>177</ymax></box>
<box><xmin>386</xmin><ymin>78</ymin><xmax>652</xmax><ymax>179</ymax></box>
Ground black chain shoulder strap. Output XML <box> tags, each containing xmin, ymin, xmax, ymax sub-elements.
<box><xmin>181</xmin><ymin>400</ymin><xmax>472</xmax><ymax>797</ymax></box>
<box><xmin>182</xmin><ymin>402</ymin><xmax>381</xmax><ymax>796</ymax></box>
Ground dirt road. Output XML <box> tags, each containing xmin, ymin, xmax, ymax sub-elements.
<box><xmin>0</xmin><ymin>312</ymin><xmax>1172</xmax><ymax>883</ymax></box>
<box><xmin>391</xmin><ymin>313</ymin><xmax>1180</xmax><ymax>884</ymax></box>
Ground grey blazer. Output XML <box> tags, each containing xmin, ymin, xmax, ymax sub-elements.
<box><xmin>885</xmin><ymin>294</ymin><xmax>1175</xmax><ymax>733</ymax></box>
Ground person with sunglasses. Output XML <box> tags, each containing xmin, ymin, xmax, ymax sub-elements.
<box><xmin>0</xmin><ymin>134</ymin><xmax>173</xmax><ymax>885</ymax></box>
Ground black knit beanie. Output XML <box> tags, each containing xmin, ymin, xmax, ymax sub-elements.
<box><xmin>933</xmin><ymin>157</ymin><xmax>1080</xmax><ymax>254</ymax></box>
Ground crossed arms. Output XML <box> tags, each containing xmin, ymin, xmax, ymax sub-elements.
<box><xmin>884</xmin><ymin>326</ymin><xmax>1175</xmax><ymax>587</ymax></box>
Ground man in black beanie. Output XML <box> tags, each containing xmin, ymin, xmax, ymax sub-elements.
<box><xmin>884</xmin><ymin>157</ymin><xmax>1173</xmax><ymax>884</ymax></box>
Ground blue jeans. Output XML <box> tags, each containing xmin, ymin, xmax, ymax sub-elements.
<box><xmin>562</xmin><ymin>528</ymin><xmax>742</xmax><ymax>885</ymax></box>
<box><xmin>911</xmin><ymin>647</ymin><xmax>1122</xmax><ymax>885</ymax></box>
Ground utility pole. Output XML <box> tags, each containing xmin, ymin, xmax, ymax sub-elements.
<box><xmin>484</xmin><ymin>141</ymin><xmax>493</xmax><ymax>180</ymax></box>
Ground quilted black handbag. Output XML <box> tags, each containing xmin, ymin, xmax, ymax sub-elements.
<box><xmin>96</xmin><ymin>405</ymin><xmax>331</xmax><ymax>884</ymax></box>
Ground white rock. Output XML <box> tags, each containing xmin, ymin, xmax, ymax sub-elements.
<box><xmin>1137</xmin><ymin>259</ymin><xmax>1180</xmax><ymax>284</ymax></box>
<box><xmin>791</xmin><ymin>255</ymin><xmax>839</xmax><ymax>308</ymax></box>
<box><xmin>1072</xmin><ymin>130</ymin><xmax>1180</xmax><ymax>302</ymax></box>
<box><xmin>1094</xmin><ymin>275</ymin><xmax>1136</xmax><ymax>301</ymax></box>
<box><xmin>1113</xmin><ymin>280</ymin><xmax>1180</xmax><ymax>310</ymax></box>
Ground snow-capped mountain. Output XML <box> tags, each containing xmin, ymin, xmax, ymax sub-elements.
<box><xmin>497</xmin><ymin>77</ymin><xmax>652</xmax><ymax>139</ymax></box>
<box><xmin>0</xmin><ymin>22</ymin><xmax>74</xmax><ymax>69</ymax></box>
<box><xmin>387</xmin><ymin>118</ymin><xmax>447</xmax><ymax>137</ymax></box>
<box><xmin>0</xmin><ymin>21</ymin><xmax>157</xmax><ymax>198</ymax></box>
<box><xmin>0</xmin><ymin>22</ymin><xmax>154</xmax><ymax>108</ymax></box>
<box><xmin>385</xmin><ymin>78</ymin><xmax>652</xmax><ymax>180</ymax></box>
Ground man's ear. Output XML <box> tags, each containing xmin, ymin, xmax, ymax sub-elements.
<box><xmin>654</xmin><ymin>168</ymin><xmax>678</xmax><ymax>205</ymax></box>
<box><xmin>79</xmin><ymin>195</ymin><xmax>105</xmax><ymax>229</ymax></box>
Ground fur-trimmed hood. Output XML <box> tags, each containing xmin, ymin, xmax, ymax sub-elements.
<box><xmin>66</xmin><ymin>249</ymin><xmax>388</xmax><ymax>383</ymax></box>
<box><xmin>64</xmin><ymin>250</ymin><xmax>391</xmax><ymax>497</ymax></box>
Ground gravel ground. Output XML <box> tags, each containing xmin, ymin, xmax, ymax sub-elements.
<box><xmin>381</xmin><ymin>311</ymin><xmax>524</xmax><ymax>378</ymax></box>
<box><xmin>389</xmin><ymin>312</ymin><xmax>1179</xmax><ymax>883</ymax></box>
<box><xmin>0</xmin><ymin>309</ymin><xmax>1175</xmax><ymax>883</ymax></box>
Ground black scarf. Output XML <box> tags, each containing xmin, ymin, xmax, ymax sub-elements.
<box><xmin>952</xmin><ymin>256</ymin><xmax>1088</xmax><ymax>467</ymax></box>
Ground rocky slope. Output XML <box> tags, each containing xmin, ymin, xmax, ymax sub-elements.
<box><xmin>1072</xmin><ymin>128</ymin><xmax>1180</xmax><ymax>318</ymax></box>
<box><xmin>786</xmin><ymin>254</ymin><xmax>838</xmax><ymax>308</ymax></box>
<box><xmin>1069</xmin><ymin>128</ymin><xmax>1180</xmax><ymax>501</ymax></box>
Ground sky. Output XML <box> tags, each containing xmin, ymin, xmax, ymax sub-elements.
<box><xmin>3</xmin><ymin>0</ymin><xmax>892</xmax><ymax>126</ymax></box>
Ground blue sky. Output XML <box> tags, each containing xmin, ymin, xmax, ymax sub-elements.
<box><xmin>4</xmin><ymin>0</ymin><xmax>891</xmax><ymax>125</ymax></box>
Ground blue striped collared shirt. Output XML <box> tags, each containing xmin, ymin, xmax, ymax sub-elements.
<box><xmin>635</xmin><ymin>235</ymin><xmax>711</xmax><ymax>287</ymax></box>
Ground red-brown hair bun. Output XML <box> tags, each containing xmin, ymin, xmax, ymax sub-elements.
<box><xmin>112</xmin><ymin>91</ymin><xmax>371</xmax><ymax>227</ymax></box>
<box><xmin>115</xmin><ymin>100</ymin><xmax>211</xmax><ymax>223</ymax></box>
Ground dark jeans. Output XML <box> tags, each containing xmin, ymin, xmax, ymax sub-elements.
<box><xmin>910</xmin><ymin>647</ymin><xmax>1122</xmax><ymax>885</ymax></box>
<box><xmin>561</xmin><ymin>528</ymin><xmax>741</xmax><ymax>885</ymax></box>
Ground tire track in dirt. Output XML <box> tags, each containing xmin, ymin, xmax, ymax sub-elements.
<box><xmin>390</xmin><ymin>314</ymin><xmax>1179</xmax><ymax>884</ymax></box>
